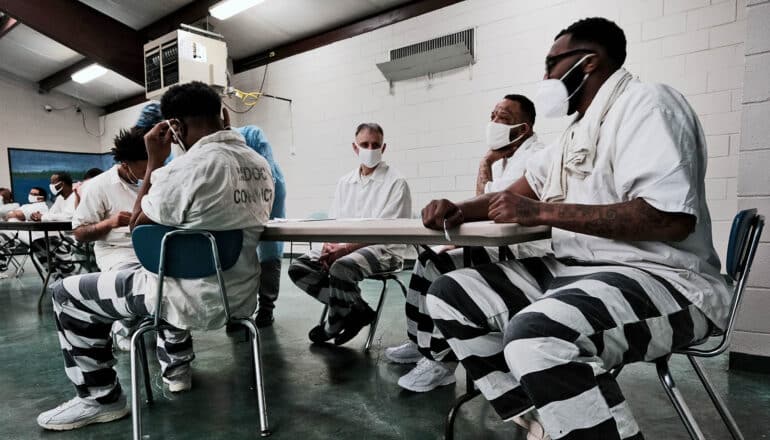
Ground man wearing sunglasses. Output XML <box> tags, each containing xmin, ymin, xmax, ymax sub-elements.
<box><xmin>421</xmin><ymin>17</ymin><xmax>727</xmax><ymax>440</ymax></box>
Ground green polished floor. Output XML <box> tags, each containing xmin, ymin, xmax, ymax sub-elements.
<box><xmin>1</xmin><ymin>260</ymin><xmax>769</xmax><ymax>440</ymax></box>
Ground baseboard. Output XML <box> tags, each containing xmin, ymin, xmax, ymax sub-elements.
<box><xmin>729</xmin><ymin>351</ymin><xmax>770</xmax><ymax>374</ymax></box>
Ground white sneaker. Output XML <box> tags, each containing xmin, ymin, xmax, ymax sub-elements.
<box><xmin>113</xmin><ymin>333</ymin><xmax>131</xmax><ymax>352</ymax></box>
<box><xmin>397</xmin><ymin>358</ymin><xmax>456</xmax><ymax>392</ymax></box>
<box><xmin>163</xmin><ymin>367</ymin><xmax>192</xmax><ymax>393</ymax></box>
<box><xmin>384</xmin><ymin>341</ymin><xmax>423</xmax><ymax>364</ymax></box>
<box><xmin>37</xmin><ymin>395</ymin><xmax>129</xmax><ymax>431</ymax></box>
<box><xmin>513</xmin><ymin>410</ymin><xmax>551</xmax><ymax>440</ymax></box>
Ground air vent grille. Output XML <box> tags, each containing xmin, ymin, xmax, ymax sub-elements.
<box><xmin>390</xmin><ymin>28</ymin><xmax>474</xmax><ymax>61</ymax></box>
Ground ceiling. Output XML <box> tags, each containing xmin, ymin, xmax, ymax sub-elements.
<box><xmin>0</xmin><ymin>0</ymin><xmax>414</xmax><ymax>110</ymax></box>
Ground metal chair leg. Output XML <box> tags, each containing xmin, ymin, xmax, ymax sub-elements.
<box><xmin>364</xmin><ymin>279</ymin><xmax>389</xmax><ymax>352</ymax></box>
<box><xmin>688</xmin><ymin>356</ymin><xmax>744</xmax><ymax>440</ymax></box>
<box><xmin>655</xmin><ymin>357</ymin><xmax>706</xmax><ymax>440</ymax></box>
<box><xmin>393</xmin><ymin>277</ymin><xmax>408</xmax><ymax>297</ymax></box>
<box><xmin>131</xmin><ymin>324</ymin><xmax>155</xmax><ymax>440</ymax></box>
<box><xmin>234</xmin><ymin>318</ymin><xmax>271</xmax><ymax>437</ymax></box>
<box><xmin>138</xmin><ymin>332</ymin><xmax>153</xmax><ymax>404</ymax></box>
<box><xmin>319</xmin><ymin>304</ymin><xmax>329</xmax><ymax>326</ymax></box>
<box><xmin>444</xmin><ymin>371</ymin><xmax>481</xmax><ymax>440</ymax></box>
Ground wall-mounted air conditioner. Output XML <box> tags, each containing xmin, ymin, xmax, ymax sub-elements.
<box><xmin>377</xmin><ymin>28</ymin><xmax>475</xmax><ymax>83</ymax></box>
<box><xmin>143</xmin><ymin>24</ymin><xmax>228</xmax><ymax>100</ymax></box>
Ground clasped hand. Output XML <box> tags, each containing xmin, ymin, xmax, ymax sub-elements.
<box><xmin>421</xmin><ymin>192</ymin><xmax>541</xmax><ymax>231</ymax></box>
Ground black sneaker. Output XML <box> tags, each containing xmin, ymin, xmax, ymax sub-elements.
<box><xmin>254</xmin><ymin>308</ymin><xmax>274</xmax><ymax>328</ymax></box>
<box><xmin>308</xmin><ymin>324</ymin><xmax>334</xmax><ymax>344</ymax></box>
<box><xmin>333</xmin><ymin>305</ymin><xmax>376</xmax><ymax>346</ymax></box>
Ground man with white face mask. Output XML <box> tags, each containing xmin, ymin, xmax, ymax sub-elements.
<box><xmin>386</xmin><ymin>94</ymin><xmax>548</xmax><ymax>393</ymax></box>
<box><xmin>419</xmin><ymin>17</ymin><xmax>727</xmax><ymax>440</ymax></box>
<box><xmin>477</xmin><ymin>94</ymin><xmax>545</xmax><ymax>196</ymax></box>
<box><xmin>288</xmin><ymin>123</ymin><xmax>412</xmax><ymax>346</ymax></box>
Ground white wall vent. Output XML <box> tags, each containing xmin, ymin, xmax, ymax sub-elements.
<box><xmin>377</xmin><ymin>28</ymin><xmax>474</xmax><ymax>83</ymax></box>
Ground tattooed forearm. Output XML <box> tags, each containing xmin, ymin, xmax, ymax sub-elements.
<box><xmin>73</xmin><ymin>221</ymin><xmax>111</xmax><ymax>243</ymax></box>
<box><xmin>476</xmin><ymin>160</ymin><xmax>494</xmax><ymax>196</ymax></box>
<box><xmin>539</xmin><ymin>198</ymin><xmax>695</xmax><ymax>241</ymax></box>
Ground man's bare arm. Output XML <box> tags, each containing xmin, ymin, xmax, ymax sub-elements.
<box><xmin>489</xmin><ymin>193</ymin><xmax>695</xmax><ymax>242</ymax></box>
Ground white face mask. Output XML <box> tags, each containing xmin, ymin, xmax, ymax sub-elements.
<box><xmin>49</xmin><ymin>183</ymin><xmax>61</xmax><ymax>196</ymax></box>
<box><xmin>356</xmin><ymin>145</ymin><xmax>383</xmax><ymax>168</ymax></box>
<box><xmin>486</xmin><ymin>121</ymin><xmax>527</xmax><ymax>150</ymax></box>
<box><xmin>534</xmin><ymin>54</ymin><xmax>594</xmax><ymax>118</ymax></box>
<box><xmin>28</xmin><ymin>194</ymin><xmax>43</xmax><ymax>204</ymax></box>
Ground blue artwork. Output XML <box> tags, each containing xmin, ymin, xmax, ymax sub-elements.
<box><xmin>7</xmin><ymin>148</ymin><xmax>114</xmax><ymax>202</ymax></box>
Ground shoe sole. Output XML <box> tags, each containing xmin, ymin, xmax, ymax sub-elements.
<box><xmin>398</xmin><ymin>374</ymin><xmax>456</xmax><ymax>392</ymax></box>
<box><xmin>384</xmin><ymin>352</ymin><xmax>423</xmax><ymax>364</ymax></box>
<box><xmin>38</xmin><ymin>407</ymin><xmax>130</xmax><ymax>431</ymax></box>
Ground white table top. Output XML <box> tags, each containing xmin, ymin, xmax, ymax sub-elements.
<box><xmin>262</xmin><ymin>218</ymin><xmax>550</xmax><ymax>247</ymax></box>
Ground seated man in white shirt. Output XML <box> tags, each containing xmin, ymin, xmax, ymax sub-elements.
<box><xmin>0</xmin><ymin>187</ymin><xmax>20</xmax><ymax>216</ymax></box>
<box><xmin>71</xmin><ymin>127</ymin><xmax>149</xmax><ymax>351</ymax></box>
<box><xmin>421</xmin><ymin>17</ymin><xmax>727</xmax><ymax>439</ymax></box>
<box><xmin>386</xmin><ymin>94</ymin><xmax>548</xmax><ymax>393</ymax></box>
<box><xmin>288</xmin><ymin>123</ymin><xmax>412</xmax><ymax>346</ymax></box>
<box><xmin>33</xmin><ymin>172</ymin><xmax>77</xmax><ymax>222</ymax></box>
<box><xmin>37</xmin><ymin>81</ymin><xmax>274</xmax><ymax>431</ymax></box>
<box><xmin>3</xmin><ymin>186</ymin><xmax>49</xmax><ymax>221</ymax></box>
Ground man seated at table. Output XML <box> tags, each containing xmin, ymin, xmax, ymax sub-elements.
<box><xmin>3</xmin><ymin>186</ymin><xmax>49</xmax><ymax>221</ymax></box>
<box><xmin>288</xmin><ymin>123</ymin><xmax>412</xmax><ymax>346</ymax></box>
<box><xmin>37</xmin><ymin>81</ymin><xmax>274</xmax><ymax>431</ymax></box>
<box><xmin>0</xmin><ymin>187</ymin><xmax>20</xmax><ymax>216</ymax></box>
<box><xmin>34</xmin><ymin>173</ymin><xmax>77</xmax><ymax>222</ymax></box>
<box><xmin>72</xmin><ymin>168</ymin><xmax>104</xmax><ymax>209</ymax></box>
<box><xmin>385</xmin><ymin>94</ymin><xmax>548</xmax><ymax>393</ymax></box>
<box><xmin>421</xmin><ymin>17</ymin><xmax>728</xmax><ymax>440</ymax></box>
<box><xmin>71</xmin><ymin>127</ymin><xmax>148</xmax><ymax>350</ymax></box>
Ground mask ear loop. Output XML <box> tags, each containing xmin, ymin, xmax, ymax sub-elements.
<box><xmin>166</xmin><ymin>120</ymin><xmax>187</xmax><ymax>152</ymax></box>
<box><xmin>561</xmin><ymin>53</ymin><xmax>595</xmax><ymax>102</ymax></box>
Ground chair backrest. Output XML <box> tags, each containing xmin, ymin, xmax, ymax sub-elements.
<box><xmin>132</xmin><ymin>225</ymin><xmax>243</xmax><ymax>279</ymax></box>
<box><xmin>685</xmin><ymin>209</ymin><xmax>764</xmax><ymax>357</ymax></box>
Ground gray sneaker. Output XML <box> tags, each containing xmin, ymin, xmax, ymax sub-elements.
<box><xmin>37</xmin><ymin>395</ymin><xmax>129</xmax><ymax>431</ymax></box>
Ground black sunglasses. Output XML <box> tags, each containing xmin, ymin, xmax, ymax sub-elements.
<box><xmin>545</xmin><ymin>49</ymin><xmax>595</xmax><ymax>76</ymax></box>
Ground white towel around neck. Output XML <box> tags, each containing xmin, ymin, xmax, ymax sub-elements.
<box><xmin>541</xmin><ymin>68</ymin><xmax>636</xmax><ymax>202</ymax></box>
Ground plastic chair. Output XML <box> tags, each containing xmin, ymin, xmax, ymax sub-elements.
<box><xmin>318</xmin><ymin>263</ymin><xmax>408</xmax><ymax>352</ymax></box>
<box><xmin>652</xmin><ymin>208</ymin><xmax>763</xmax><ymax>440</ymax></box>
<box><xmin>130</xmin><ymin>225</ymin><xmax>271</xmax><ymax>440</ymax></box>
<box><xmin>444</xmin><ymin>209</ymin><xmax>764</xmax><ymax>440</ymax></box>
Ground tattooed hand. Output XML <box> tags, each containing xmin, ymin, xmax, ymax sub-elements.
<box><xmin>488</xmin><ymin>191</ymin><xmax>541</xmax><ymax>226</ymax></box>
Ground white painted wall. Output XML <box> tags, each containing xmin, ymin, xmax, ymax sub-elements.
<box><xmin>98</xmin><ymin>101</ymin><xmax>151</xmax><ymax>153</ymax></box>
<box><xmin>0</xmin><ymin>73</ymin><xmax>103</xmax><ymax>189</ymax></box>
<box><xmin>231</xmin><ymin>0</ymin><xmax>746</xmax><ymax>263</ymax></box>
<box><xmin>732</xmin><ymin>0</ymin><xmax>770</xmax><ymax>358</ymax></box>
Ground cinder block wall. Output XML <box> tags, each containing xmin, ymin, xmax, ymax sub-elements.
<box><xmin>232</xmin><ymin>0</ymin><xmax>746</xmax><ymax>264</ymax></box>
<box><xmin>732</xmin><ymin>0</ymin><xmax>770</xmax><ymax>362</ymax></box>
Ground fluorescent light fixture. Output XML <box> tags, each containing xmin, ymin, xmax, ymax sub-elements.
<box><xmin>71</xmin><ymin>64</ymin><xmax>107</xmax><ymax>84</ymax></box>
<box><xmin>210</xmin><ymin>0</ymin><xmax>264</xmax><ymax>20</ymax></box>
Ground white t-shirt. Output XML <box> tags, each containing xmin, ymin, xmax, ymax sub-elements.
<box><xmin>0</xmin><ymin>202</ymin><xmax>20</xmax><ymax>217</ymax></box>
<box><xmin>485</xmin><ymin>134</ymin><xmax>547</xmax><ymax>194</ymax></box>
<box><xmin>525</xmin><ymin>80</ymin><xmax>729</xmax><ymax>328</ymax></box>
<box><xmin>72</xmin><ymin>165</ymin><xmax>140</xmax><ymax>272</ymax></box>
<box><xmin>19</xmin><ymin>201</ymin><xmax>49</xmax><ymax>218</ymax></box>
<box><xmin>134</xmin><ymin>130</ymin><xmax>274</xmax><ymax>330</ymax></box>
<box><xmin>42</xmin><ymin>193</ymin><xmax>77</xmax><ymax>221</ymax></box>
<box><xmin>329</xmin><ymin>161</ymin><xmax>412</xmax><ymax>255</ymax></box>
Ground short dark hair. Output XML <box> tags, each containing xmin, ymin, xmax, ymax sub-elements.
<box><xmin>355</xmin><ymin>123</ymin><xmax>384</xmax><ymax>137</ymax></box>
<box><xmin>503</xmin><ymin>94</ymin><xmax>536</xmax><ymax>125</ymax></box>
<box><xmin>31</xmin><ymin>186</ymin><xmax>48</xmax><ymax>200</ymax></box>
<box><xmin>53</xmin><ymin>172</ymin><xmax>73</xmax><ymax>186</ymax></box>
<box><xmin>84</xmin><ymin>168</ymin><xmax>103</xmax><ymax>179</ymax></box>
<box><xmin>160</xmin><ymin>81</ymin><xmax>222</xmax><ymax>120</ymax></box>
<box><xmin>556</xmin><ymin>17</ymin><xmax>627</xmax><ymax>68</ymax></box>
<box><xmin>112</xmin><ymin>128</ymin><xmax>149</xmax><ymax>162</ymax></box>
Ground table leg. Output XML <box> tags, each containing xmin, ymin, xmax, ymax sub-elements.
<box><xmin>28</xmin><ymin>230</ymin><xmax>45</xmax><ymax>280</ymax></box>
<box><xmin>37</xmin><ymin>230</ymin><xmax>53</xmax><ymax>314</ymax></box>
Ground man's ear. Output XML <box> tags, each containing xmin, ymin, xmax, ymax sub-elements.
<box><xmin>583</xmin><ymin>53</ymin><xmax>600</xmax><ymax>74</ymax></box>
<box><xmin>381</xmin><ymin>143</ymin><xmax>387</xmax><ymax>154</ymax></box>
<box><xmin>222</xmin><ymin>107</ymin><xmax>231</xmax><ymax>129</ymax></box>
<box><xmin>352</xmin><ymin>142</ymin><xmax>359</xmax><ymax>154</ymax></box>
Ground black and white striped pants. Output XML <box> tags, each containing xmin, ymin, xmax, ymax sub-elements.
<box><xmin>406</xmin><ymin>243</ymin><xmax>549</xmax><ymax>361</ymax></box>
<box><xmin>288</xmin><ymin>246</ymin><xmax>402</xmax><ymax>334</ymax></box>
<box><xmin>51</xmin><ymin>269</ymin><xmax>194</xmax><ymax>402</ymax></box>
<box><xmin>426</xmin><ymin>256</ymin><xmax>710</xmax><ymax>440</ymax></box>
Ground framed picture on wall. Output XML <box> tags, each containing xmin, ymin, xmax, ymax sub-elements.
<box><xmin>7</xmin><ymin>148</ymin><xmax>114</xmax><ymax>203</ymax></box>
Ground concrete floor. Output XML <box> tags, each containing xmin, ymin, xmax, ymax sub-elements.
<box><xmin>1</xmin><ymin>260</ymin><xmax>769</xmax><ymax>440</ymax></box>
